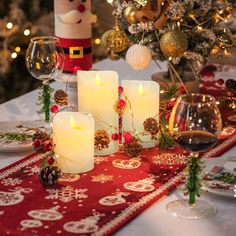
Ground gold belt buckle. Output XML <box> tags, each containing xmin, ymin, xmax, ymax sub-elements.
<box><xmin>69</xmin><ymin>46</ymin><xmax>84</xmax><ymax>59</ymax></box>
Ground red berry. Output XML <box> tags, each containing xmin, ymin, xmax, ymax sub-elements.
<box><xmin>78</xmin><ymin>4</ymin><xmax>85</xmax><ymax>12</ymax></box>
<box><xmin>179</xmin><ymin>86</ymin><xmax>187</xmax><ymax>94</ymax></box>
<box><xmin>47</xmin><ymin>156</ymin><xmax>55</xmax><ymax>165</ymax></box>
<box><xmin>118</xmin><ymin>99</ymin><xmax>126</xmax><ymax>108</ymax></box>
<box><xmin>165</xmin><ymin>113</ymin><xmax>171</xmax><ymax>121</ymax></box>
<box><xmin>118</xmin><ymin>86</ymin><xmax>124</xmax><ymax>94</ymax></box>
<box><xmin>111</xmin><ymin>133</ymin><xmax>119</xmax><ymax>141</ymax></box>
<box><xmin>123</xmin><ymin>132</ymin><xmax>132</xmax><ymax>144</ymax></box>
<box><xmin>73</xmin><ymin>66</ymin><xmax>81</xmax><ymax>74</ymax></box>
<box><xmin>33</xmin><ymin>139</ymin><xmax>42</xmax><ymax>148</ymax></box>
<box><xmin>166</xmin><ymin>99</ymin><xmax>176</xmax><ymax>110</ymax></box>
<box><xmin>50</xmin><ymin>105</ymin><xmax>59</xmax><ymax>113</ymax></box>
<box><xmin>217</xmin><ymin>79</ymin><xmax>224</xmax><ymax>85</ymax></box>
<box><xmin>44</xmin><ymin>140</ymin><xmax>53</xmax><ymax>151</ymax></box>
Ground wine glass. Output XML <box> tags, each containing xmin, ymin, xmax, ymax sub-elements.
<box><xmin>167</xmin><ymin>93</ymin><xmax>222</xmax><ymax>219</ymax></box>
<box><xmin>25</xmin><ymin>36</ymin><xmax>64</xmax><ymax>122</ymax></box>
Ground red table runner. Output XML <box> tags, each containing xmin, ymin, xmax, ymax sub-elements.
<box><xmin>0</xmin><ymin>133</ymin><xmax>236</xmax><ymax>236</ymax></box>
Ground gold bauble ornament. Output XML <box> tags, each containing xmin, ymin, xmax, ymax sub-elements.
<box><xmin>101</xmin><ymin>30</ymin><xmax>113</xmax><ymax>48</ymax></box>
<box><xmin>106</xmin><ymin>25</ymin><xmax>129</xmax><ymax>53</ymax></box>
<box><xmin>160</xmin><ymin>31</ymin><xmax>188</xmax><ymax>58</ymax></box>
<box><xmin>124</xmin><ymin>6</ymin><xmax>137</xmax><ymax>24</ymax></box>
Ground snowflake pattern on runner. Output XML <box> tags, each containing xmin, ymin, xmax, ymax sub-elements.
<box><xmin>45</xmin><ymin>186</ymin><xmax>88</xmax><ymax>203</ymax></box>
<box><xmin>1</xmin><ymin>178</ymin><xmax>22</xmax><ymax>186</ymax></box>
<box><xmin>23</xmin><ymin>165</ymin><xmax>40</xmax><ymax>176</ymax></box>
<box><xmin>91</xmin><ymin>174</ymin><xmax>113</xmax><ymax>184</ymax></box>
<box><xmin>152</xmin><ymin>153</ymin><xmax>187</xmax><ymax>165</ymax></box>
<box><xmin>94</xmin><ymin>156</ymin><xmax>109</xmax><ymax>165</ymax></box>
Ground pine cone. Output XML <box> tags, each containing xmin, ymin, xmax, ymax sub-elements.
<box><xmin>123</xmin><ymin>137</ymin><xmax>142</xmax><ymax>157</ymax></box>
<box><xmin>143</xmin><ymin>118</ymin><xmax>159</xmax><ymax>140</ymax></box>
<box><xmin>33</xmin><ymin>130</ymin><xmax>52</xmax><ymax>153</ymax></box>
<box><xmin>39</xmin><ymin>166</ymin><xmax>61</xmax><ymax>186</ymax></box>
<box><xmin>95</xmin><ymin>130</ymin><xmax>110</xmax><ymax>150</ymax></box>
<box><xmin>54</xmin><ymin>89</ymin><xmax>68</xmax><ymax>106</ymax></box>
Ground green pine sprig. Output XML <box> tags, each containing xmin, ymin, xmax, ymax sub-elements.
<box><xmin>158</xmin><ymin>116</ymin><xmax>175</xmax><ymax>150</ymax></box>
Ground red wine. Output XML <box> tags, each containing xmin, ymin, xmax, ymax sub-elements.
<box><xmin>175</xmin><ymin>130</ymin><xmax>218</xmax><ymax>152</ymax></box>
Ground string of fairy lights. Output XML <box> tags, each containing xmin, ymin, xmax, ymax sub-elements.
<box><xmin>4</xmin><ymin>21</ymin><xmax>31</xmax><ymax>59</ymax></box>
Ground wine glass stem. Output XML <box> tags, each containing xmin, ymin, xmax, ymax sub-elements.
<box><xmin>188</xmin><ymin>152</ymin><xmax>199</xmax><ymax>206</ymax></box>
<box><xmin>42</xmin><ymin>82</ymin><xmax>51</xmax><ymax>122</ymax></box>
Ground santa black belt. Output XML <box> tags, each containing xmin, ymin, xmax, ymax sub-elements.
<box><xmin>59</xmin><ymin>46</ymin><xmax>92</xmax><ymax>59</ymax></box>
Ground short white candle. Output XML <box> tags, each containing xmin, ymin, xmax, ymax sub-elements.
<box><xmin>53</xmin><ymin>112</ymin><xmax>94</xmax><ymax>173</ymax></box>
<box><xmin>122</xmin><ymin>80</ymin><xmax>160</xmax><ymax>148</ymax></box>
<box><xmin>77</xmin><ymin>71</ymin><xmax>119</xmax><ymax>156</ymax></box>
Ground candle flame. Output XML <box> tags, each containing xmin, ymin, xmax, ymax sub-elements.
<box><xmin>95</xmin><ymin>73</ymin><xmax>102</xmax><ymax>86</ymax></box>
<box><xmin>70</xmin><ymin>116</ymin><xmax>80</xmax><ymax>130</ymax></box>
<box><xmin>138</xmin><ymin>83</ymin><xmax>144</xmax><ymax>96</ymax></box>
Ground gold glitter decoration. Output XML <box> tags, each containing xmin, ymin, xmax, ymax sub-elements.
<box><xmin>106</xmin><ymin>18</ymin><xmax>129</xmax><ymax>53</ymax></box>
<box><xmin>114</xmin><ymin>99</ymin><xmax>127</xmax><ymax>114</ymax></box>
<box><xmin>160</xmin><ymin>30</ymin><xmax>188</xmax><ymax>58</ymax></box>
<box><xmin>101</xmin><ymin>30</ymin><xmax>113</xmax><ymax>48</ymax></box>
<box><xmin>124</xmin><ymin>6</ymin><xmax>137</xmax><ymax>24</ymax></box>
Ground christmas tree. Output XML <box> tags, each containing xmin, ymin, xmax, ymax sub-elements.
<box><xmin>105</xmin><ymin>0</ymin><xmax>236</xmax><ymax>91</ymax></box>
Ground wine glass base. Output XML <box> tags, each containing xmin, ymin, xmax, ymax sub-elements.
<box><xmin>166</xmin><ymin>199</ymin><xmax>217</xmax><ymax>219</ymax></box>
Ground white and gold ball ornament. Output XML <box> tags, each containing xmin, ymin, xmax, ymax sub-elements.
<box><xmin>125</xmin><ymin>44</ymin><xmax>152</xmax><ymax>70</ymax></box>
<box><xmin>160</xmin><ymin>30</ymin><xmax>188</xmax><ymax>58</ymax></box>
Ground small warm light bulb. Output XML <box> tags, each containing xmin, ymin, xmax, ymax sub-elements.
<box><xmin>197</xmin><ymin>26</ymin><xmax>202</xmax><ymax>31</ymax></box>
<box><xmin>168</xmin><ymin>56</ymin><xmax>172</xmax><ymax>61</ymax></box>
<box><xmin>36</xmin><ymin>62</ymin><xmax>41</xmax><ymax>70</ymax></box>
<box><xmin>94</xmin><ymin>38</ymin><xmax>101</xmax><ymax>45</ymax></box>
<box><xmin>15</xmin><ymin>46</ymin><xmax>21</xmax><ymax>53</ymax></box>
<box><xmin>95</xmin><ymin>73</ymin><xmax>102</xmax><ymax>86</ymax></box>
<box><xmin>6</xmin><ymin>22</ymin><xmax>13</xmax><ymax>29</ymax></box>
<box><xmin>224</xmin><ymin>49</ymin><xmax>230</xmax><ymax>56</ymax></box>
<box><xmin>11</xmin><ymin>52</ymin><xmax>17</xmax><ymax>59</ymax></box>
<box><xmin>107</xmin><ymin>0</ymin><xmax>113</xmax><ymax>4</ymax></box>
<box><xmin>24</xmin><ymin>29</ymin><xmax>30</xmax><ymax>36</ymax></box>
<box><xmin>138</xmin><ymin>83</ymin><xmax>144</xmax><ymax>96</ymax></box>
<box><xmin>177</xmin><ymin>21</ymin><xmax>181</xmax><ymax>28</ymax></box>
<box><xmin>70</xmin><ymin>116</ymin><xmax>80</xmax><ymax>130</ymax></box>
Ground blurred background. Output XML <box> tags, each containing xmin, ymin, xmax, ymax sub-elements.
<box><xmin>0</xmin><ymin>0</ymin><xmax>114</xmax><ymax>104</ymax></box>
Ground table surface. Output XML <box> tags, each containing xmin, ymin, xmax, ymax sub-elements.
<box><xmin>0</xmin><ymin>58</ymin><xmax>235</xmax><ymax>236</ymax></box>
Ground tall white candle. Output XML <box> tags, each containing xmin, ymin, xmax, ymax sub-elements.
<box><xmin>53</xmin><ymin>112</ymin><xmax>94</xmax><ymax>173</ymax></box>
<box><xmin>77</xmin><ymin>71</ymin><xmax>119</xmax><ymax>155</ymax></box>
<box><xmin>122</xmin><ymin>80</ymin><xmax>160</xmax><ymax>148</ymax></box>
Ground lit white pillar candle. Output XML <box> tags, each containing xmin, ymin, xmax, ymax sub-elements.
<box><xmin>53</xmin><ymin>112</ymin><xmax>94</xmax><ymax>173</ymax></box>
<box><xmin>77</xmin><ymin>71</ymin><xmax>119</xmax><ymax>155</ymax></box>
<box><xmin>122</xmin><ymin>80</ymin><xmax>159</xmax><ymax>148</ymax></box>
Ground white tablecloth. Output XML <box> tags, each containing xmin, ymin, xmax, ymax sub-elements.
<box><xmin>0</xmin><ymin>59</ymin><xmax>235</xmax><ymax>236</ymax></box>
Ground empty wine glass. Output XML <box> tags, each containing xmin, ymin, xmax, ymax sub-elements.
<box><xmin>25</xmin><ymin>36</ymin><xmax>64</xmax><ymax>122</ymax></box>
<box><xmin>167</xmin><ymin>93</ymin><xmax>222</xmax><ymax>219</ymax></box>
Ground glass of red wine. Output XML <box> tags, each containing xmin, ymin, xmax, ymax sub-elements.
<box><xmin>167</xmin><ymin>93</ymin><xmax>222</xmax><ymax>219</ymax></box>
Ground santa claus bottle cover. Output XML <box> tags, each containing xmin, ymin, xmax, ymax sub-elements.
<box><xmin>54</xmin><ymin>0</ymin><xmax>97</xmax><ymax>73</ymax></box>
